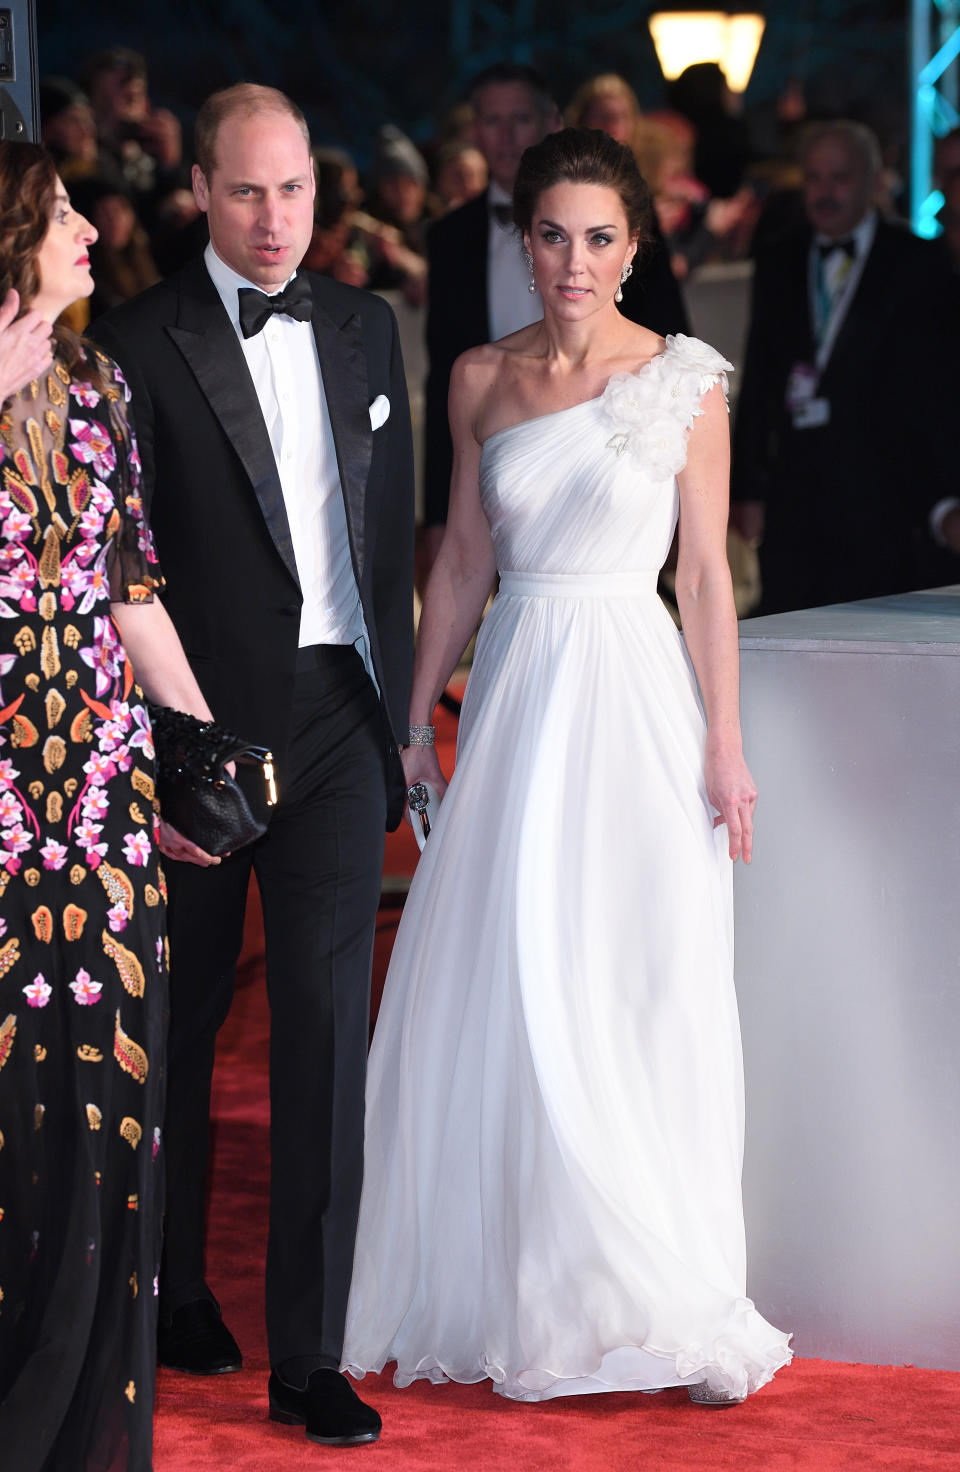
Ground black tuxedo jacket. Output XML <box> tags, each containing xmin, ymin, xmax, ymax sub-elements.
<box><xmin>732</xmin><ymin>218</ymin><xmax>960</xmax><ymax>611</ymax></box>
<box><xmin>423</xmin><ymin>189</ymin><xmax>691</xmax><ymax>526</ymax></box>
<box><xmin>93</xmin><ymin>258</ymin><xmax>414</xmax><ymax>824</ymax></box>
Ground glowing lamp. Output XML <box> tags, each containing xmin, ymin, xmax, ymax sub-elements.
<box><xmin>648</xmin><ymin>11</ymin><xmax>766</xmax><ymax>93</ymax></box>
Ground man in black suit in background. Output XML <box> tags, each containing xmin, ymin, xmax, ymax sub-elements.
<box><xmin>93</xmin><ymin>84</ymin><xmax>414</xmax><ymax>1447</ymax></box>
<box><xmin>422</xmin><ymin>63</ymin><xmax>690</xmax><ymax>567</ymax></box>
<box><xmin>731</xmin><ymin>119</ymin><xmax>960</xmax><ymax>613</ymax></box>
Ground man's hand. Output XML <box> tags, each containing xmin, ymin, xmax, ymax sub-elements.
<box><xmin>0</xmin><ymin>291</ymin><xmax>54</xmax><ymax>401</ymax></box>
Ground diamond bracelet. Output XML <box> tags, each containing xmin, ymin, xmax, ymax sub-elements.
<box><xmin>407</xmin><ymin>724</ymin><xmax>436</xmax><ymax>746</ymax></box>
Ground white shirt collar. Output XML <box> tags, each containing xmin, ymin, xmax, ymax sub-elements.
<box><xmin>488</xmin><ymin>179</ymin><xmax>513</xmax><ymax>210</ymax></box>
<box><xmin>813</xmin><ymin>209</ymin><xmax>877</xmax><ymax>256</ymax></box>
<box><xmin>203</xmin><ymin>240</ymin><xmax>299</xmax><ymax>328</ymax></box>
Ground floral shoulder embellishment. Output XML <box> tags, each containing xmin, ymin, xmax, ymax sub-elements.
<box><xmin>663</xmin><ymin>333</ymin><xmax>734</xmax><ymax>399</ymax></box>
<box><xmin>600</xmin><ymin>335</ymin><xmax>734</xmax><ymax>481</ymax></box>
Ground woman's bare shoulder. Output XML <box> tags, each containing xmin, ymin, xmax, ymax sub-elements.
<box><xmin>449</xmin><ymin>339</ymin><xmax>523</xmax><ymax>409</ymax></box>
<box><xmin>617</xmin><ymin>322</ymin><xmax>667</xmax><ymax>365</ymax></box>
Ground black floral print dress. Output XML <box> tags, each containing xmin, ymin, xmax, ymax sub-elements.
<box><xmin>0</xmin><ymin>348</ymin><xmax>167</xmax><ymax>1471</ymax></box>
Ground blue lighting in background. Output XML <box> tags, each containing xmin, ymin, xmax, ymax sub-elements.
<box><xmin>911</xmin><ymin>0</ymin><xmax>960</xmax><ymax>239</ymax></box>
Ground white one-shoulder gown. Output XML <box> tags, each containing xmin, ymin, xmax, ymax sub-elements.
<box><xmin>342</xmin><ymin>335</ymin><xmax>792</xmax><ymax>1401</ymax></box>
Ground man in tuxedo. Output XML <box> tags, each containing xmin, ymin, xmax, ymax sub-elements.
<box><xmin>93</xmin><ymin>84</ymin><xmax>414</xmax><ymax>1446</ymax></box>
<box><xmin>731</xmin><ymin>120</ymin><xmax>960</xmax><ymax>613</ymax></box>
<box><xmin>422</xmin><ymin>63</ymin><xmax>689</xmax><ymax>562</ymax></box>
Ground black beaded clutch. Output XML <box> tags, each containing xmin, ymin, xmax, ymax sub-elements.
<box><xmin>148</xmin><ymin>704</ymin><xmax>277</xmax><ymax>858</ymax></box>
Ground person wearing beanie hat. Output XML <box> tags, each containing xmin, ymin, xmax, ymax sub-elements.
<box><xmin>364</xmin><ymin>125</ymin><xmax>433</xmax><ymax>301</ymax></box>
<box><xmin>372</xmin><ymin>124</ymin><xmax>429</xmax><ymax>190</ymax></box>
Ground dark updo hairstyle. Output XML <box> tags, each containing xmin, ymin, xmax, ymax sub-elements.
<box><xmin>0</xmin><ymin>139</ymin><xmax>103</xmax><ymax>391</ymax></box>
<box><xmin>513</xmin><ymin>127</ymin><xmax>652</xmax><ymax>249</ymax></box>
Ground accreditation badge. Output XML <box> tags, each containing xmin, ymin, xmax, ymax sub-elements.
<box><xmin>786</xmin><ymin>362</ymin><xmax>830</xmax><ymax>429</ymax></box>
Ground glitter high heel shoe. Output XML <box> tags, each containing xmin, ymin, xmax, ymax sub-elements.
<box><xmin>687</xmin><ymin>1381</ymin><xmax>747</xmax><ymax>1407</ymax></box>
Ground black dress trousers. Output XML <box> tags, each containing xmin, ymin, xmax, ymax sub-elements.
<box><xmin>160</xmin><ymin>645</ymin><xmax>387</xmax><ymax>1368</ymax></box>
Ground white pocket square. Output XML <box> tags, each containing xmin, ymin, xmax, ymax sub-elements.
<box><xmin>369</xmin><ymin>394</ymin><xmax>390</xmax><ymax>430</ymax></box>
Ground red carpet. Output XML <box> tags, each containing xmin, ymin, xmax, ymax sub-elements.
<box><xmin>154</xmin><ymin>697</ymin><xmax>960</xmax><ymax>1470</ymax></box>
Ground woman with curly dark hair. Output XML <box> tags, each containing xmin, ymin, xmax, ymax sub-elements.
<box><xmin>0</xmin><ymin>140</ymin><xmax>217</xmax><ymax>1471</ymax></box>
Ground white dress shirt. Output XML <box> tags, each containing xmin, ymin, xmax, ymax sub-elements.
<box><xmin>204</xmin><ymin>242</ymin><xmax>367</xmax><ymax>653</ymax></box>
<box><xmin>808</xmin><ymin>209</ymin><xmax>877</xmax><ymax>370</ymax></box>
<box><xmin>487</xmin><ymin>181</ymin><xmax>543</xmax><ymax>342</ymax></box>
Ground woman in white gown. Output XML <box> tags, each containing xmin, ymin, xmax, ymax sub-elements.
<box><xmin>343</xmin><ymin>129</ymin><xmax>791</xmax><ymax>1405</ymax></box>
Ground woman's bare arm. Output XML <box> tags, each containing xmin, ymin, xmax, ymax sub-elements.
<box><xmin>402</xmin><ymin>351</ymin><xmax>498</xmax><ymax>796</ymax></box>
<box><xmin>674</xmin><ymin>384</ymin><xmax>757</xmax><ymax>862</ymax></box>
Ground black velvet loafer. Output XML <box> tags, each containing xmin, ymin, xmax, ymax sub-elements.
<box><xmin>268</xmin><ymin>1368</ymin><xmax>382</xmax><ymax>1445</ymax></box>
<box><xmin>157</xmin><ymin>1298</ymin><xmax>243</xmax><ymax>1375</ymax></box>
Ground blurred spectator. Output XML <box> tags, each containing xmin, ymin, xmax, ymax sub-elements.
<box><xmin>745</xmin><ymin>155</ymin><xmax>806</xmax><ymax>256</ymax></box>
<box><xmin>433</xmin><ymin>140</ymin><xmax>487</xmax><ymax>212</ymax></box>
<box><xmin>303</xmin><ymin>146</ymin><xmax>368</xmax><ymax>286</ymax></box>
<box><xmin>731</xmin><ymin>119</ymin><xmax>960</xmax><ymax>613</ymax></box>
<box><xmin>566</xmin><ymin>73</ymin><xmax>645</xmax><ymax>154</ymax></box>
<box><xmin>315</xmin><ymin>145</ymin><xmax>361</xmax><ymax>212</ymax></box>
<box><xmin>70</xmin><ymin>176</ymin><xmax>160</xmax><ymax>318</ymax></box>
<box><xmin>81</xmin><ymin>46</ymin><xmax>196</xmax><ymax>249</ymax></box>
<box><xmin>423</xmin><ymin>63</ymin><xmax>560</xmax><ymax>566</ymax></box>
<box><xmin>39</xmin><ymin>77</ymin><xmax>98</xmax><ymax>181</ymax></box>
<box><xmin>437</xmin><ymin>101</ymin><xmax>477</xmax><ymax>147</ymax></box>
<box><xmin>667</xmin><ymin>62</ymin><xmax>751</xmax><ymax>199</ymax></box>
<box><xmin>647</xmin><ymin>113</ymin><xmax>713</xmax><ymax>278</ymax></box>
<box><xmin>361</xmin><ymin>125</ymin><xmax>431</xmax><ymax>303</ymax></box>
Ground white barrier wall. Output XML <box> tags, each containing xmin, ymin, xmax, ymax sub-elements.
<box><xmin>734</xmin><ymin>587</ymin><xmax>960</xmax><ymax>1370</ymax></box>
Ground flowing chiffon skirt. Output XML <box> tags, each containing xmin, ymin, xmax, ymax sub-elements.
<box><xmin>343</xmin><ymin>338</ymin><xmax>792</xmax><ymax>1400</ymax></box>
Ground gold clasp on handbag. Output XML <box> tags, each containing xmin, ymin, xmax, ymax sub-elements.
<box><xmin>262</xmin><ymin>752</ymin><xmax>278</xmax><ymax>807</ymax></box>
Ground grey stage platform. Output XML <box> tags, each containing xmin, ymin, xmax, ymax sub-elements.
<box><xmin>734</xmin><ymin>586</ymin><xmax>960</xmax><ymax>1370</ymax></box>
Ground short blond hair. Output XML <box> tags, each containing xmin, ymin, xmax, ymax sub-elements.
<box><xmin>194</xmin><ymin>83</ymin><xmax>310</xmax><ymax>179</ymax></box>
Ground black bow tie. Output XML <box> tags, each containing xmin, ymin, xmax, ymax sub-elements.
<box><xmin>237</xmin><ymin>275</ymin><xmax>313</xmax><ymax>338</ymax></box>
<box><xmin>817</xmin><ymin>237</ymin><xmax>856</xmax><ymax>260</ymax></box>
<box><xmin>490</xmin><ymin>202</ymin><xmax>514</xmax><ymax>229</ymax></box>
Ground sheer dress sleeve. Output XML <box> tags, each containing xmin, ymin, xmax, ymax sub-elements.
<box><xmin>99</xmin><ymin>354</ymin><xmax>164</xmax><ymax>605</ymax></box>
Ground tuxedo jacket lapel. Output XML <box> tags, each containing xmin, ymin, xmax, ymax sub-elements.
<box><xmin>786</xmin><ymin>230</ymin><xmax>816</xmax><ymax>361</ymax></box>
<box><xmin>310</xmin><ymin>286</ymin><xmax>371</xmax><ymax>581</ymax></box>
<box><xmin>820</xmin><ymin>225</ymin><xmax>892</xmax><ymax>391</ymax></box>
<box><xmin>166</xmin><ymin>259</ymin><xmax>300</xmax><ymax>590</ymax></box>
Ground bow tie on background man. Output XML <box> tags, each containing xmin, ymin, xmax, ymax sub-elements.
<box><xmin>816</xmin><ymin>237</ymin><xmax>857</xmax><ymax>260</ymax></box>
<box><xmin>238</xmin><ymin>274</ymin><xmax>313</xmax><ymax>338</ymax></box>
<box><xmin>490</xmin><ymin>202</ymin><xmax>515</xmax><ymax>230</ymax></box>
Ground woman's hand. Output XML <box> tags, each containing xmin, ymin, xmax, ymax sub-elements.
<box><xmin>156</xmin><ymin>819</ymin><xmax>224</xmax><ymax>867</ymax></box>
<box><xmin>400</xmin><ymin>744</ymin><xmax>448</xmax><ymax>828</ymax></box>
<box><xmin>0</xmin><ymin>291</ymin><xmax>54</xmax><ymax>401</ymax></box>
<box><xmin>705</xmin><ymin>743</ymin><xmax>757</xmax><ymax>863</ymax></box>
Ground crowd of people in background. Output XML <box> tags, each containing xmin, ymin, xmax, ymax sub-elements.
<box><xmin>41</xmin><ymin>45</ymin><xmax>960</xmax><ymax>336</ymax></box>
<box><xmin>41</xmin><ymin>48</ymin><xmax>960</xmax><ymax>609</ymax></box>
<box><xmin>30</xmin><ymin>45</ymin><xmax>960</xmax><ymax>615</ymax></box>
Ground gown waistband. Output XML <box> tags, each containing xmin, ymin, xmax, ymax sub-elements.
<box><xmin>498</xmin><ymin>570</ymin><xmax>659</xmax><ymax>598</ymax></box>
